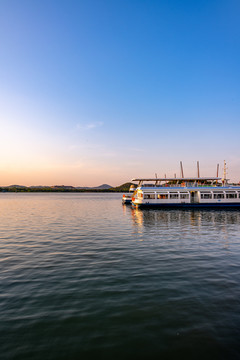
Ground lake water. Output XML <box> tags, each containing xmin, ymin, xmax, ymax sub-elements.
<box><xmin>1</xmin><ymin>193</ymin><xmax>240</xmax><ymax>359</ymax></box>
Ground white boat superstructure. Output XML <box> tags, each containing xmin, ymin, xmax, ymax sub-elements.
<box><xmin>131</xmin><ymin>177</ymin><xmax>240</xmax><ymax>208</ymax></box>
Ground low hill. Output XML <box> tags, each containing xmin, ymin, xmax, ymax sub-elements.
<box><xmin>110</xmin><ymin>182</ymin><xmax>135</xmax><ymax>192</ymax></box>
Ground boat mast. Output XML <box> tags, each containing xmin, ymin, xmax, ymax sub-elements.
<box><xmin>222</xmin><ymin>160</ymin><xmax>227</xmax><ymax>186</ymax></box>
<box><xmin>197</xmin><ymin>161</ymin><xmax>200</xmax><ymax>178</ymax></box>
<box><xmin>216</xmin><ymin>163</ymin><xmax>219</xmax><ymax>185</ymax></box>
<box><xmin>180</xmin><ymin>161</ymin><xmax>184</xmax><ymax>178</ymax></box>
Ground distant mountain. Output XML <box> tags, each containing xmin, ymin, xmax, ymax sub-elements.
<box><xmin>93</xmin><ymin>184</ymin><xmax>112</xmax><ymax>190</ymax></box>
<box><xmin>76</xmin><ymin>184</ymin><xmax>112</xmax><ymax>190</ymax></box>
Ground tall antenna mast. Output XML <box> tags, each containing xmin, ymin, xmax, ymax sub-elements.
<box><xmin>222</xmin><ymin>160</ymin><xmax>227</xmax><ymax>186</ymax></box>
<box><xmin>180</xmin><ymin>161</ymin><xmax>184</xmax><ymax>178</ymax></box>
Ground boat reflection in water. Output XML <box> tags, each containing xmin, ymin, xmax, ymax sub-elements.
<box><xmin>123</xmin><ymin>204</ymin><xmax>240</xmax><ymax>247</ymax></box>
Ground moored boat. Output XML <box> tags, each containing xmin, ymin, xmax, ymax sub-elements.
<box><xmin>122</xmin><ymin>184</ymin><xmax>136</xmax><ymax>205</ymax></box>
<box><xmin>122</xmin><ymin>193</ymin><xmax>132</xmax><ymax>204</ymax></box>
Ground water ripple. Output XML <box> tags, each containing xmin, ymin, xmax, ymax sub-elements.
<box><xmin>1</xmin><ymin>193</ymin><xmax>240</xmax><ymax>359</ymax></box>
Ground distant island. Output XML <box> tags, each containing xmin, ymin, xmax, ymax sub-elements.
<box><xmin>0</xmin><ymin>183</ymin><xmax>134</xmax><ymax>193</ymax></box>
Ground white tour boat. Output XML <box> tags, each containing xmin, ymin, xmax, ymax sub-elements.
<box><xmin>130</xmin><ymin>163</ymin><xmax>240</xmax><ymax>208</ymax></box>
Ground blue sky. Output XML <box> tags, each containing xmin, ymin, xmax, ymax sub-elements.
<box><xmin>0</xmin><ymin>0</ymin><xmax>239</xmax><ymax>186</ymax></box>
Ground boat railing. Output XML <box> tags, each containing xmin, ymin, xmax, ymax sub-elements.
<box><xmin>141</xmin><ymin>183</ymin><xmax>222</xmax><ymax>188</ymax></box>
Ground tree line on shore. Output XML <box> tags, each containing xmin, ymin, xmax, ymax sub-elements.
<box><xmin>0</xmin><ymin>183</ymin><xmax>134</xmax><ymax>193</ymax></box>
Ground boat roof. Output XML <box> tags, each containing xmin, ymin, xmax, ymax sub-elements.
<box><xmin>132</xmin><ymin>177</ymin><xmax>223</xmax><ymax>182</ymax></box>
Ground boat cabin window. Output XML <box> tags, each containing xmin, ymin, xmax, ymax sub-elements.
<box><xmin>201</xmin><ymin>193</ymin><xmax>212</xmax><ymax>199</ymax></box>
<box><xmin>213</xmin><ymin>193</ymin><xmax>224</xmax><ymax>199</ymax></box>
<box><xmin>170</xmin><ymin>193</ymin><xmax>179</xmax><ymax>199</ymax></box>
<box><xmin>226</xmin><ymin>193</ymin><xmax>237</xmax><ymax>199</ymax></box>
<box><xmin>157</xmin><ymin>194</ymin><xmax>168</xmax><ymax>199</ymax></box>
<box><xmin>180</xmin><ymin>193</ymin><xmax>189</xmax><ymax>199</ymax></box>
<box><xmin>144</xmin><ymin>193</ymin><xmax>155</xmax><ymax>199</ymax></box>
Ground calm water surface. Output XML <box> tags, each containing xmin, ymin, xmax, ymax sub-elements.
<box><xmin>1</xmin><ymin>193</ymin><xmax>240</xmax><ymax>359</ymax></box>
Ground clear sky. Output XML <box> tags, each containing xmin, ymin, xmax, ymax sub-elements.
<box><xmin>0</xmin><ymin>0</ymin><xmax>239</xmax><ymax>186</ymax></box>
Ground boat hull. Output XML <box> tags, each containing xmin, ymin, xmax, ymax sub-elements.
<box><xmin>122</xmin><ymin>199</ymin><xmax>132</xmax><ymax>204</ymax></box>
<box><xmin>132</xmin><ymin>202</ymin><xmax>240</xmax><ymax>209</ymax></box>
